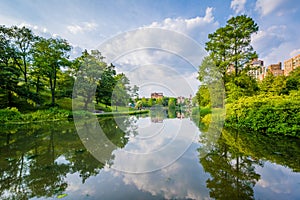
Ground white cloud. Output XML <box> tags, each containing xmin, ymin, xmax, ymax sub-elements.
<box><xmin>255</xmin><ymin>0</ymin><xmax>285</xmax><ymax>16</ymax></box>
<box><xmin>148</xmin><ymin>7</ymin><xmax>218</xmax><ymax>43</ymax></box>
<box><xmin>96</xmin><ymin>28</ymin><xmax>207</xmax><ymax>98</ymax></box>
<box><xmin>95</xmin><ymin>7</ymin><xmax>219</xmax><ymax>98</ymax></box>
<box><xmin>67</xmin><ymin>22</ymin><xmax>98</xmax><ymax>34</ymax></box>
<box><xmin>230</xmin><ymin>0</ymin><xmax>247</xmax><ymax>14</ymax></box>
<box><xmin>251</xmin><ymin>25</ymin><xmax>287</xmax><ymax>66</ymax></box>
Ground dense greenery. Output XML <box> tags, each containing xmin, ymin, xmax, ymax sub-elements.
<box><xmin>0</xmin><ymin>25</ymin><xmax>138</xmax><ymax>121</ymax></box>
<box><xmin>196</xmin><ymin>15</ymin><xmax>300</xmax><ymax>137</ymax></box>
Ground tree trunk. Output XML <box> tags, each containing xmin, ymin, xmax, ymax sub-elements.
<box><xmin>7</xmin><ymin>90</ymin><xmax>13</xmax><ymax>107</ymax></box>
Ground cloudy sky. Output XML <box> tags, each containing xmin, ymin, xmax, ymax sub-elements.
<box><xmin>1</xmin><ymin>0</ymin><xmax>300</xmax><ymax>97</ymax></box>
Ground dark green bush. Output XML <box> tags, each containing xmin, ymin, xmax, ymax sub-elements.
<box><xmin>0</xmin><ymin>107</ymin><xmax>22</xmax><ymax>123</ymax></box>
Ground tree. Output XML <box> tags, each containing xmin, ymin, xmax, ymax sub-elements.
<box><xmin>131</xmin><ymin>85</ymin><xmax>139</xmax><ymax>100</ymax></box>
<box><xmin>226</xmin><ymin>72</ymin><xmax>259</xmax><ymax>102</ymax></box>
<box><xmin>196</xmin><ymin>85</ymin><xmax>211</xmax><ymax>107</ymax></box>
<box><xmin>205</xmin><ymin>27</ymin><xmax>231</xmax><ymax>79</ymax></box>
<box><xmin>205</xmin><ymin>15</ymin><xmax>258</xmax><ymax>79</ymax></box>
<box><xmin>73</xmin><ymin>50</ymin><xmax>106</xmax><ymax>110</ymax></box>
<box><xmin>0</xmin><ymin>26</ymin><xmax>37</xmax><ymax>86</ymax></box>
<box><xmin>32</xmin><ymin>38</ymin><xmax>71</xmax><ymax>106</ymax></box>
<box><xmin>0</xmin><ymin>31</ymin><xmax>21</xmax><ymax>107</ymax></box>
<box><xmin>259</xmin><ymin>73</ymin><xmax>287</xmax><ymax>95</ymax></box>
<box><xmin>111</xmin><ymin>73</ymin><xmax>131</xmax><ymax>111</ymax></box>
<box><xmin>96</xmin><ymin>63</ymin><xmax>116</xmax><ymax>106</ymax></box>
<box><xmin>226</xmin><ymin>15</ymin><xmax>258</xmax><ymax>75</ymax></box>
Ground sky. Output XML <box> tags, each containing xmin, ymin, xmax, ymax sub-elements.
<box><xmin>1</xmin><ymin>0</ymin><xmax>300</xmax><ymax>97</ymax></box>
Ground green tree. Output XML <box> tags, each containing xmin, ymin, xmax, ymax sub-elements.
<box><xmin>168</xmin><ymin>98</ymin><xmax>176</xmax><ymax>109</ymax></box>
<box><xmin>73</xmin><ymin>50</ymin><xmax>106</xmax><ymax>110</ymax></box>
<box><xmin>205</xmin><ymin>15</ymin><xmax>258</xmax><ymax>79</ymax></box>
<box><xmin>32</xmin><ymin>38</ymin><xmax>71</xmax><ymax>106</ymax></box>
<box><xmin>226</xmin><ymin>72</ymin><xmax>259</xmax><ymax>102</ymax></box>
<box><xmin>286</xmin><ymin>67</ymin><xmax>300</xmax><ymax>92</ymax></box>
<box><xmin>0</xmin><ymin>26</ymin><xmax>37</xmax><ymax>86</ymax></box>
<box><xmin>96</xmin><ymin>63</ymin><xmax>116</xmax><ymax>106</ymax></box>
<box><xmin>196</xmin><ymin>85</ymin><xmax>211</xmax><ymax>107</ymax></box>
<box><xmin>111</xmin><ymin>73</ymin><xmax>131</xmax><ymax>111</ymax></box>
<box><xmin>0</xmin><ymin>31</ymin><xmax>21</xmax><ymax>107</ymax></box>
<box><xmin>131</xmin><ymin>85</ymin><xmax>139</xmax><ymax>100</ymax></box>
<box><xmin>148</xmin><ymin>98</ymin><xmax>153</xmax><ymax>107</ymax></box>
<box><xmin>226</xmin><ymin>15</ymin><xmax>258</xmax><ymax>75</ymax></box>
<box><xmin>259</xmin><ymin>73</ymin><xmax>287</xmax><ymax>95</ymax></box>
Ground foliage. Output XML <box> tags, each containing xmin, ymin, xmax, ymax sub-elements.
<box><xmin>0</xmin><ymin>107</ymin><xmax>22</xmax><ymax>123</ymax></box>
<box><xmin>32</xmin><ymin>37</ymin><xmax>71</xmax><ymax>106</ymax></box>
<box><xmin>73</xmin><ymin>50</ymin><xmax>105</xmax><ymax>110</ymax></box>
<box><xmin>167</xmin><ymin>98</ymin><xmax>176</xmax><ymax>109</ymax></box>
<box><xmin>225</xmin><ymin>92</ymin><xmax>300</xmax><ymax>137</ymax></box>
<box><xmin>111</xmin><ymin>73</ymin><xmax>131</xmax><ymax>111</ymax></box>
<box><xmin>195</xmin><ymin>85</ymin><xmax>211</xmax><ymax>107</ymax></box>
<box><xmin>0</xmin><ymin>107</ymin><xmax>71</xmax><ymax>123</ymax></box>
<box><xmin>96</xmin><ymin>63</ymin><xmax>116</xmax><ymax>106</ymax></box>
<box><xmin>205</xmin><ymin>15</ymin><xmax>258</xmax><ymax>79</ymax></box>
<box><xmin>225</xmin><ymin>72</ymin><xmax>259</xmax><ymax>103</ymax></box>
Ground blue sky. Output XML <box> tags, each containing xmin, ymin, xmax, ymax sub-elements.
<box><xmin>1</xmin><ymin>0</ymin><xmax>300</xmax><ymax>97</ymax></box>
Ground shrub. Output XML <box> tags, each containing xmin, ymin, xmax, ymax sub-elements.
<box><xmin>225</xmin><ymin>93</ymin><xmax>300</xmax><ymax>137</ymax></box>
<box><xmin>0</xmin><ymin>107</ymin><xmax>22</xmax><ymax>123</ymax></box>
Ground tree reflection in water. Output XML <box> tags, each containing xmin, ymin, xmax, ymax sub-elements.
<box><xmin>198</xmin><ymin>122</ymin><xmax>300</xmax><ymax>200</ymax></box>
<box><xmin>0</xmin><ymin>116</ymin><xmax>136</xmax><ymax>199</ymax></box>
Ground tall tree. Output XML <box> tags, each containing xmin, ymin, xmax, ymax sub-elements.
<box><xmin>0</xmin><ymin>30</ymin><xmax>21</xmax><ymax>107</ymax></box>
<box><xmin>3</xmin><ymin>26</ymin><xmax>37</xmax><ymax>85</ymax></box>
<box><xmin>32</xmin><ymin>38</ymin><xmax>71</xmax><ymax>106</ymax></box>
<box><xmin>74</xmin><ymin>50</ymin><xmax>106</xmax><ymax>110</ymax></box>
<box><xmin>96</xmin><ymin>63</ymin><xmax>116</xmax><ymax>106</ymax></box>
<box><xmin>205</xmin><ymin>27</ymin><xmax>231</xmax><ymax>79</ymax></box>
<box><xmin>226</xmin><ymin>15</ymin><xmax>258</xmax><ymax>75</ymax></box>
<box><xmin>111</xmin><ymin>73</ymin><xmax>131</xmax><ymax>111</ymax></box>
<box><xmin>205</xmin><ymin>15</ymin><xmax>258</xmax><ymax>79</ymax></box>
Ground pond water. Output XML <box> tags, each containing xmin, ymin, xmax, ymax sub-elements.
<box><xmin>0</xmin><ymin>113</ymin><xmax>300</xmax><ymax>199</ymax></box>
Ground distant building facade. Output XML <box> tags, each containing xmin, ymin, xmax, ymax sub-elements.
<box><xmin>151</xmin><ymin>92</ymin><xmax>163</xmax><ymax>99</ymax></box>
<box><xmin>268</xmin><ymin>62</ymin><xmax>284</xmax><ymax>76</ymax></box>
<box><xmin>247</xmin><ymin>59</ymin><xmax>266</xmax><ymax>80</ymax></box>
<box><xmin>177</xmin><ymin>96</ymin><xmax>185</xmax><ymax>104</ymax></box>
<box><xmin>284</xmin><ymin>53</ymin><xmax>300</xmax><ymax>76</ymax></box>
<box><xmin>226</xmin><ymin>64</ymin><xmax>235</xmax><ymax>74</ymax></box>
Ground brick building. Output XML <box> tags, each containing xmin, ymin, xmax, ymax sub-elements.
<box><xmin>284</xmin><ymin>53</ymin><xmax>300</xmax><ymax>76</ymax></box>
<box><xmin>268</xmin><ymin>62</ymin><xmax>284</xmax><ymax>76</ymax></box>
<box><xmin>151</xmin><ymin>92</ymin><xmax>163</xmax><ymax>99</ymax></box>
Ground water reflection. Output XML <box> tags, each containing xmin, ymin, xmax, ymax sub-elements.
<box><xmin>0</xmin><ymin>115</ymin><xmax>299</xmax><ymax>199</ymax></box>
<box><xmin>198</xmin><ymin>126</ymin><xmax>300</xmax><ymax>200</ymax></box>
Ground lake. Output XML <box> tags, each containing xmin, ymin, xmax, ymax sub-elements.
<box><xmin>0</xmin><ymin>113</ymin><xmax>300</xmax><ymax>199</ymax></box>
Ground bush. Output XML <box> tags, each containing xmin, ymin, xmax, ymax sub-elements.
<box><xmin>0</xmin><ymin>107</ymin><xmax>71</xmax><ymax>124</ymax></box>
<box><xmin>225</xmin><ymin>93</ymin><xmax>300</xmax><ymax>137</ymax></box>
<box><xmin>0</xmin><ymin>107</ymin><xmax>22</xmax><ymax>123</ymax></box>
<box><xmin>199</xmin><ymin>107</ymin><xmax>212</xmax><ymax>118</ymax></box>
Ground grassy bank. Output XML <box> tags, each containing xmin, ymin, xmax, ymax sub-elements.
<box><xmin>0</xmin><ymin>106</ymin><xmax>150</xmax><ymax>124</ymax></box>
<box><xmin>95</xmin><ymin>110</ymin><xmax>149</xmax><ymax>117</ymax></box>
<box><xmin>0</xmin><ymin>107</ymin><xmax>71</xmax><ymax>124</ymax></box>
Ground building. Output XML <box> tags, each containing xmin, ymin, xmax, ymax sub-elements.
<box><xmin>226</xmin><ymin>64</ymin><xmax>235</xmax><ymax>74</ymax></box>
<box><xmin>268</xmin><ymin>62</ymin><xmax>284</xmax><ymax>76</ymax></box>
<box><xmin>151</xmin><ymin>92</ymin><xmax>163</xmax><ymax>99</ymax></box>
<box><xmin>284</xmin><ymin>54</ymin><xmax>300</xmax><ymax>76</ymax></box>
<box><xmin>247</xmin><ymin>59</ymin><xmax>266</xmax><ymax>80</ymax></box>
<box><xmin>177</xmin><ymin>96</ymin><xmax>185</xmax><ymax>104</ymax></box>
